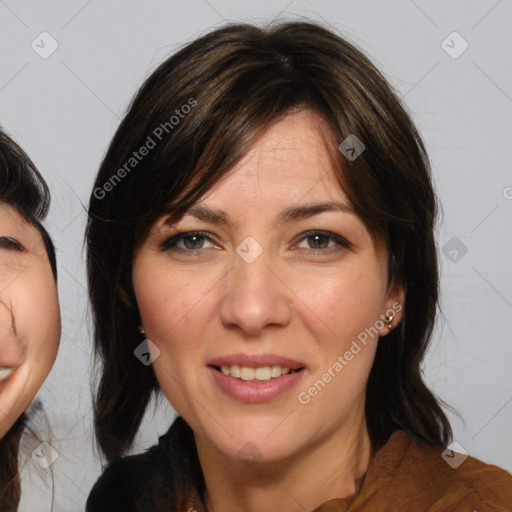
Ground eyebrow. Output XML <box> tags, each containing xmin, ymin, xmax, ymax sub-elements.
<box><xmin>176</xmin><ymin>201</ymin><xmax>354</xmax><ymax>229</ymax></box>
<box><xmin>0</xmin><ymin>236</ymin><xmax>26</xmax><ymax>252</ymax></box>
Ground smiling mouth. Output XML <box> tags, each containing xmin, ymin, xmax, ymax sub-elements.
<box><xmin>211</xmin><ymin>364</ymin><xmax>304</xmax><ymax>381</ymax></box>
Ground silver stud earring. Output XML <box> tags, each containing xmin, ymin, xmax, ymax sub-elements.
<box><xmin>383</xmin><ymin>313</ymin><xmax>395</xmax><ymax>330</ymax></box>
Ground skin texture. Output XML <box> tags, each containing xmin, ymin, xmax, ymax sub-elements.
<box><xmin>0</xmin><ymin>204</ymin><xmax>60</xmax><ymax>439</ymax></box>
<box><xmin>132</xmin><ymin>110</ymin><xmax>404</xmax><ymax>512</ymax></box>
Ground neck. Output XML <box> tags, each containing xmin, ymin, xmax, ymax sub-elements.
<box><xmin>196</xmin><ymin>412</ymin><xmax>372</xmax><ymax>512</ymax></box>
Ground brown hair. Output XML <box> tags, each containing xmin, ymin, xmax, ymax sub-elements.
<box><xmin>0</xmin><ymin>128</ymin><xmax>57</xmax><ymax>510</ymax></box>
<box><xmin>86</xmin><ymin>19</ymin><xmax>452</xmax><ymax>473</ymax></box>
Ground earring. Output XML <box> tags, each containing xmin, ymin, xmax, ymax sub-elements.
<box><xmin>139</xmin><ymin>326</ymin><xmax>146</xmax><ymax>336</ymax></box>
<box><xmin>383</xmin><ymin>312</ymin><xmax>395</xmax><ymax>330</ymax></box>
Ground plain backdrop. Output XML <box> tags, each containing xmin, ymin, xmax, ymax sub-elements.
<box><xmin>1</xmin><ymin>1</ymin><xmax>511</xmax><ymax>510</ymax></box>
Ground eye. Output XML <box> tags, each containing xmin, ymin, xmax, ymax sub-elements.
<box><xmin>159</xmin><ymin>230</ymin><xmax>352</xmax><ymax>256</ymax></box>
<box><xmin>295</xmin><ymin>231</ymin><xmax>351</xmax><ymax>254</ymax></box>
<box><xmin>160</xmin><ymin>231</ymin><xmax>217</xmax><ymax>252</ymax></box>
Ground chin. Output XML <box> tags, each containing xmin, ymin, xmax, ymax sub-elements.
<box><xmin>196</xmin><ymin>413</ymin><xmax>301</xmax><ymax>464</ymax></box>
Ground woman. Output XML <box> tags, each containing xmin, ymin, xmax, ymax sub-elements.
<box><xmin>85</xmin><ymin>21</ymin><xmax>512</xmax><ymax>511</ymax></box>
<box><xmin>0</xmin><ymin>128</ymin><xmax>61</xmax><ymax>510</ymax></box>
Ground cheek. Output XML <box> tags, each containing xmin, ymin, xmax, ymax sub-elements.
<box><xmin>14</xmin><ymin>266</ymin><xmax>60</xmax><ymax>362</ymax></box>
<box><xmin>0</xmin><ymin>260</ymin><xmax>26</xmax><ymax>292</ymax></box>
<box><xmin>133</xmin><ymin>259</ymin><xmax>212</xmax><ymax>350</ymax></box>
<box><xmin>0</xmin><ymin>266</ymin><xmax>59</xmax><ymax>435</ymax></box>
<box><xmin>293</xmin><ymin>264</ymin><xmax>387</xmax><ymax>341</ymax></box>
<box><xmin>133</xmin><ymin>260</ymin><xmax>215</xmax><ymax>413</ymax></box>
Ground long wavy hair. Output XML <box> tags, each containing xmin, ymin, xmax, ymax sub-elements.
<box><xmin>0</xmin><ymin>128</ymin><xmax>57</xmax><ymax>511</ymax></box>
<box><xmin>86</xmin><ymin>18</ymin><xmax>452</xmax><ymax>477</ymax></box>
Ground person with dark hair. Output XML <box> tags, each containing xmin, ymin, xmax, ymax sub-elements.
<box><xmin>85</xmin><ymin>21</ymin><xmax>512</xmax><ymax>511</ymax></box>
<box><xmin>0</xmin><ymin>128</ymin><xmax>60</xmax><ymax>511</ymax></box>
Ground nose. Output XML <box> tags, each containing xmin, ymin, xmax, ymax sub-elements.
<box><xmin>0</xmin><ymin>301</ymin><xmax>26</xmax><ymax>367</ymax></box>
<box><xmin>219</xmin><ymin>243</ymin><xmax>292</xmax><ymax>336</ymax></box>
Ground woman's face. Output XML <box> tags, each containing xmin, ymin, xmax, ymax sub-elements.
<box><xmin>0</xmin><ymin>204</ymin><xmax>60</xmax><ymax>438</ymax></box>
<box><xmin>133</xmin><ymin>110</ymin><xmax>403</xmax><ymax>463</ymax></box>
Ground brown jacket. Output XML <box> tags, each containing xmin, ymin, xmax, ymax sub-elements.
<box><xmin>87</xmin><ymin>417</ymin><xmax>512</xmax><ymax>511</ymax></box>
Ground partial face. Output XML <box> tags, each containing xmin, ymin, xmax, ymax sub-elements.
<box><xmin>0</xmin><ymin>204</ymin><xmax>60</xmax><ymax>438</ymax></box>
<box><xmin>133</xmin><ymin>110</ymin><xmax>403</xmax><ymax>463</ymax></box>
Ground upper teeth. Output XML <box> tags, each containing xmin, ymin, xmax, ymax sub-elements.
<box><xmin>220</xmin><ymin>365</ymin><xmax>293</xmax><ymax>381</ymax></box>
<box><xmin>0</xmin><ymin>367</ymin><xmax>15</xmax><ymax>382</ymax></box>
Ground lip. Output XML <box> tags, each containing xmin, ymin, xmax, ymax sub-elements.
<box><xmin>208</xmin><ymin>366</ymin><xmax>306</xmax><ymax>403</ymax></box>
<box><xmin>207</xmin><ymin>353</ymin><xmax>305</xmax><ymax>370</ymax></box>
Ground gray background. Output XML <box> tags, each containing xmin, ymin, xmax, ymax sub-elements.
<box><xmin>1</xmin><ymin>1</ymin><xmax>511</xmax><ymax>510</ymax></box>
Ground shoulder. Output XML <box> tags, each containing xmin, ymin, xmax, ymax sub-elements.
<box><xmin>86</xmin><ymin>416</ymin><xmax>199</xmax><ymax>512</ymax></box>
<box><xmin>370</xmin><ymin>430</ymin><xmax>512</xmax><ymax>510</ymax></box>
<box><xmin>86</xmin><ymin>442</ymin><xmax>173</xmax><ymax>512</ymax></box>
<box><xmin>86</xmin><ymin>427</ymin><xmax>183</xmax><ymax>512</ymax></box>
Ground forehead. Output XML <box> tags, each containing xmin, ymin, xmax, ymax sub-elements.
<box><xmin>0</xmin><ymin>203</ymin><xmax>29</xmax><ymax>231</ymax></box>
<box><xmin>204</xmin><ymin>110</ymin><xmax>348</xmax><ymax>203</ymax></box>
<box><xmin>0</xmin><ymin>203</ymin><xmax>42</xmax><ymax>246</ymax></box>
<box><xmin>149</xmin><ymin>109</ymin><xmax>357</xmax><ymax>238</ymax></box>
<box><xmin>240</xmin><ymin>110</ymin><xmax>337</xmax><ymax>174</ymax></box>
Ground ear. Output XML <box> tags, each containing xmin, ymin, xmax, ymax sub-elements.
<box><xmin>378</xmin><ymin>281</ymin><xmax>405</xmax><ymax>337</ymax></box>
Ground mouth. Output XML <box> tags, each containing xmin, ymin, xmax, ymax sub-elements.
<box><xmin>207</xmin><ymin>353</ymin><xmax>306</xmax><ymax>381</ymax></box>
<box><xmin>210</xmin><ymin>364</ymin><xmax>304</xmax><ymax>381</ymax></box>
<box><xmin>207</xmin><ymin>354</ymin><xmax>306</xmax><ymax>403</ymax></box>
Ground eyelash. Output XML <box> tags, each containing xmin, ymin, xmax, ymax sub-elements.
<box><xmin>159</xmin><ymin>230</ymin><xmax>352</xmax><ymax>255</ymax></box>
